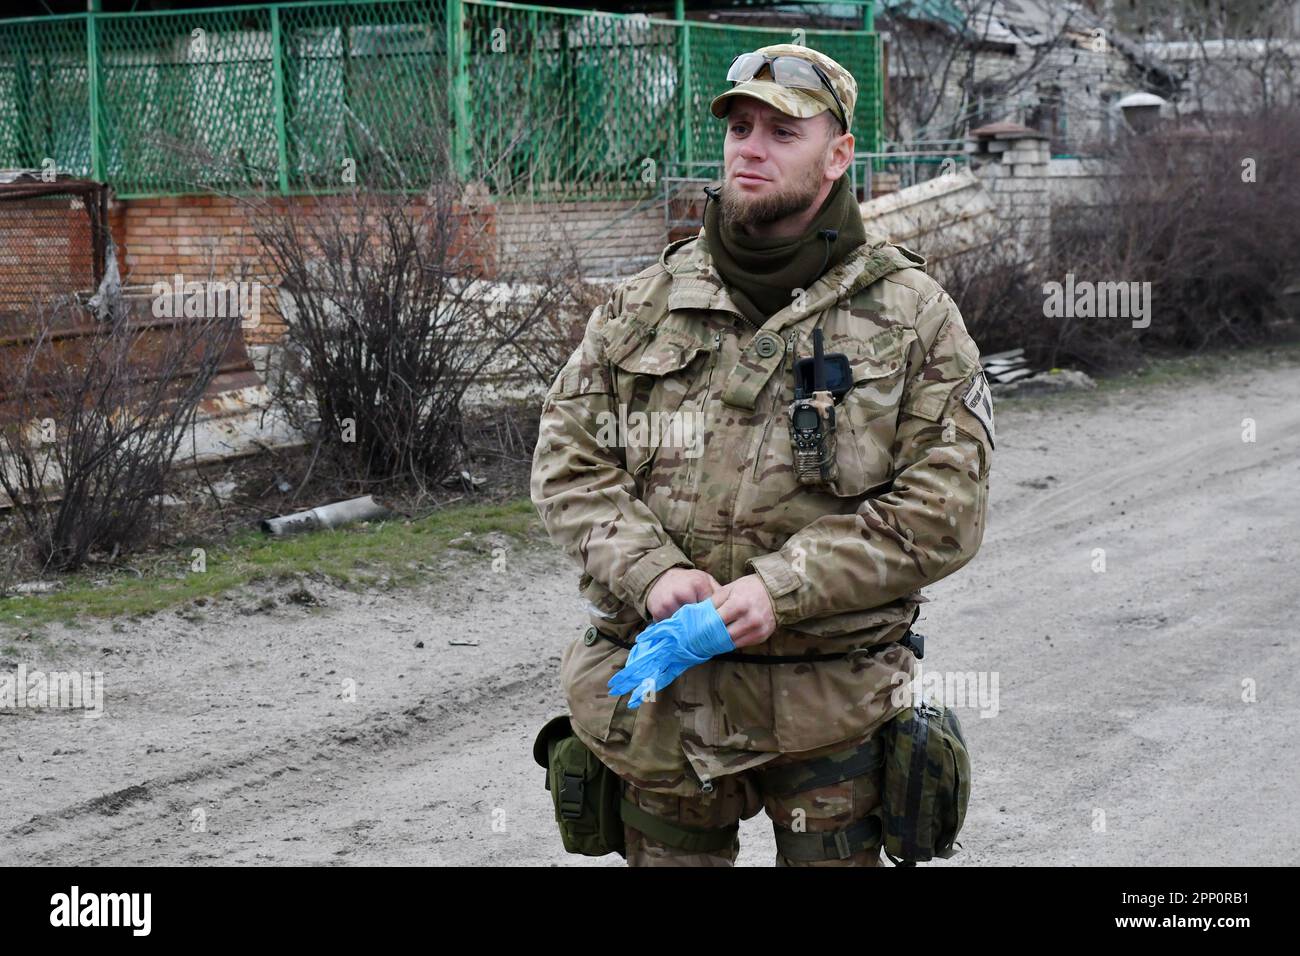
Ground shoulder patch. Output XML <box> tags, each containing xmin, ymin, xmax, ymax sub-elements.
<box><xmin>962</xmin><ymin>369</ymin><xmax>996</xmax><ymax>449</ymax></box>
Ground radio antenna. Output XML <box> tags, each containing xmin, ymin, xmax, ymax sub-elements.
<box><xmin>813</xmin><ymin>328</ymin><xmax>826</xmax><ymax>393</ymax></box>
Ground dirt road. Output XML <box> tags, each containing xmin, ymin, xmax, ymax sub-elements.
<box><xmin>3</xmin><ymin>350</ymin><xmax>1298</xmax><ymax>866</ymax></box>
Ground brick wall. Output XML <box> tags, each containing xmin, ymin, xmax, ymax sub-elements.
<box><xmin>103</xmin><ymin>193</ymin><xmax>665</xmax><ymax>345</ymax></box>
<box><xmin>969</xmin><ymin>130</ymin><xmax>1055</xmax><ymax>264</ymax></box>
<box><xmin>969</xmin><ymin>129</ymin><xmax>1120</xmax><ymax>265</ymax></box>
<box><xmin>0</xmin><ymin>196</ymin><xmax>98</xmax><ymax>316</ymax></box>
<box><xmin>107</xmin><ymin>193</ymin><xmax>498</xmax><ymax>345</ymax></box>
<box><xmin>495</xmin><ymin>197</ymin><xmax>667</xmax><ymax>280</ymax></box>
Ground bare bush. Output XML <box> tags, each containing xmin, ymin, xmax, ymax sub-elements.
<box><xmin>940</xmin><ymin>234</ymin><xmax>1047</xmax><ymax>360</ymax></box>
<box><xmin>230</xmin><ymin>72</ymin><xmax>646</xmax><ymax>502</ymax></box>
<box><xmin>0</xmin><ymin>296</ymin><xmax>237</xmax><ymax>572</ymax></box>
<box><xmin>935</xmin><ymin>109</ymin><xmax>1300</xmax><ymax>375</ymax></box>
<box><xmin>247</xmin><ymin>180</ymin><xmax>593</xmax><ymax>499</ymax></box>
<box><xmin>1043</xmin><ymin>108</ymin><xmax>1300</xmax><ymax>369</ymax></box>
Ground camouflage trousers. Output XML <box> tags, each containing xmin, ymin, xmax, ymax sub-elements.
<box><xmin>621</xmin><ymin>729</ymin><xmax>885</xmax><ymax>867</ymax></box>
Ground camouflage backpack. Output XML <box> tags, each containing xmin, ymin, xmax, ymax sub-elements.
<box><xmin>880</xmin><ymin>699</ymin><xmax>971</xmax><ymax>865</ymax></box>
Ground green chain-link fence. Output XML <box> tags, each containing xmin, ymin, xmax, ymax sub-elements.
<box><xmin>691</xmin><ymin>23</ymin><xmax>880</xmax><ymax>164</ymax></box>
<box><xmin>0</xmin><ymin>0</ymin><xmax>879</xmax><ymax>199</ymax></box>
<box><xmin>465</xmin><ymin>3</ymin><xmax>681</xmax><ymax>199</ymax></box>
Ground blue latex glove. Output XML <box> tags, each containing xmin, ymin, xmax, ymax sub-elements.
<box><xmin>607</xmin><ymin>599</ymin><xmax>735</xmax><ymax>709</ymax></box>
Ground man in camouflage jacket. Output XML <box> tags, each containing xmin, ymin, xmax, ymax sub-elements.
<box><xmin>530</xmin><ymin>44</ymin><xmax>994</xmax><ymax>866</ymax></box>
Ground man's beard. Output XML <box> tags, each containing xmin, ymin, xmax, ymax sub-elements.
<box><xmin>720</xmin><ymin>158</ymin><xmax>825</xmax><ymax>229</ymax></box>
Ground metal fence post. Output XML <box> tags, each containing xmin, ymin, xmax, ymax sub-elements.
<box><xmin>14</xmin><ymin>50</ymin><xmax>35</xmax><ymax>169</ymax></box>
<box><xmin>874</xmin><ymin>31</ymin><xmax>883</xmax><ymax>155</ymax></box>
<box><xmin>270</xmin><ymin>5</ymin><xmax>291</xmax><ymax>194</ymax></box>
<box><xmin>864</xmin><ymin>3</ymin><xmax>881</xmax><ymax>157</ymax></box>
<box><xmin>677</xmin><ymin>0</ymin><xmax>692</xmax><ymax>172</ymax></box>
<box><xmin>86</xmin><ymin>12</ymin><xmax>104</xmax><ymax>182</ymax></box>
<box><xmin>447</xmin><ymin>0</ymin><xmax>471</xmax><ymax>181</ymax></box>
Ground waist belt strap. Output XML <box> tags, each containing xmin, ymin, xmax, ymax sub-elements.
<box><xmin>595</xmin><ymin>628</ymin><xmax>924</xmax><ymax>663</ymax></box>
<box><xmin>758</xmin><ymin>733</ymin><xmax>885</xmax><ymax>798</ymax></box>
<box><xmin>774</xmin><ymin>815</ymin><xmax>883</xmax><ymax>862</ymax></box>
<box><xmin>619</xmin><ymin>799</ymin><xmax>739</xmax><ymax>854</ymax></box>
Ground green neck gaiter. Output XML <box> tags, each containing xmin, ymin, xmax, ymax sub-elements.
<box><xmin>703</xmin><ymin>172</ymin><xmax>866</xmax><ymax>326</ymax></box>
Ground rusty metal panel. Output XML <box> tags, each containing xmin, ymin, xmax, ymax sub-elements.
<box><xmin>0</xmin><ymin>173</ymin><xmax>109</xmax><ymax>317</ymax></box>
<box><xmin>0</xmin><ymin>303</ymin><xmax>259</xmax><ymax>428</ymax></box>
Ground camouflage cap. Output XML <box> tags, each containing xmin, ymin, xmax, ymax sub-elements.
<box><xmin>709</xmin><ymin>44</ymin><xmax>857</xmax><ymax>133</ymax></box>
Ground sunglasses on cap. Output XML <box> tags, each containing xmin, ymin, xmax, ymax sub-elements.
<box><xmin>725</xmin><ymin>52</ymin><xmax>850</xmax><ymax>134</ymax></box>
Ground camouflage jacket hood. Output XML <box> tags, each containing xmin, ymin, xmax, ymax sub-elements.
<box><xmin>531</xmin><ymin>225</ymin><xmax>994</xmax><ymax>795</ymax></box>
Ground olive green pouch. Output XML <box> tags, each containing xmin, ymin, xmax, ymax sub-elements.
<box><xmin>533</xmin><ymin>715</ymin><xmax>626</xmax><ymax>857</ymax></box>
<box><xmin>880</xmin><ymin>700</ymin><xmax>971</xmax><ymax>865</ymax></box>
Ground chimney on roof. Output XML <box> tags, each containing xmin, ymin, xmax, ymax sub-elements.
<box><xmin>1116</xmin><ymin>92</ymin><xmax>1167</xmax><ymax>134</ymax></box>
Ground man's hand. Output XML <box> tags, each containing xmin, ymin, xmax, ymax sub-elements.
<box><xmin>712</xmin><ymin>574</ymin><xmax>777</xmax><ymax>648</ymax></box>
<box><xmin>646</xmin><ymin>568</ymin><xmax>722</xmax><ymax>623</ymax></box>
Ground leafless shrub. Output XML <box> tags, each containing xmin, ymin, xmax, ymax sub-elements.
<box><xmin>0</xmin><ymin>295</ymin><xmax>237</xmax><ymax>572</ymax></box>
<box><xmin>246</xmin><ymin>179</ymin><xmax>600</xmax><ymax>499</ymax></box>
<box><xmin>934</xmin><ymin>108</ymin><xmax>1300</xmax><ymax>374</ymax></box>
<box><xmin>1043</xmin><ymin>108</ymin><xmax>1300</xmax><ymax>370</ymax></box>
<box><xmin>940</xmin><ymin>233</ymin><xmax>1046</xmax><ymax>360</ymax></box>
<box><xmin>230</xmin><ymin>77</ymin><xmax>648</xmax><ymax>500</ymax></box>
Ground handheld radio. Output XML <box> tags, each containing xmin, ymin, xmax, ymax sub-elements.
<box><xmin>789</xmin><ymin>329</ymin><xmax>851</xmax><ymax>485</ymax></box>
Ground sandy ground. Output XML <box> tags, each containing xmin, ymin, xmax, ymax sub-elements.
<box><xmin>2</xmin><ymin>350</ymin><xmax>1298</xmax><ymax>867</ymax></box>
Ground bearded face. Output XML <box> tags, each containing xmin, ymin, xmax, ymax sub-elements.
<box><xmin>719</xmin><ymin>148</ymin><xmax>826</xmax><ymax>228</ymax></box>
<box><xmin>719</xmin><ymin>101</ymin><xmax>837</xmax><ymax>231</ymax></box>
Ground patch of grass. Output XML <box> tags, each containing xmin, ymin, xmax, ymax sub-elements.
<box><xmin>999</xmin><ymin>339</ymin><xmax>1300</xmax><ymax>412</ymax></box>
<box><xmin>0</xmin><ymin>497</ymin><xmax>544</xmax><ymax>637</ymax></box>
<box><xmin>1100</xmin><ymin>340</ymin><xmax>1300</xmax><ymax>391</ymax></box>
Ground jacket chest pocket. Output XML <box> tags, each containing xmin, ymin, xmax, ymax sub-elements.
<box><xmin>830</xmin><ymin>352</ymin><xmax>908</xmax><ymax>496</ymax></box>
<box><xmin>607</xmin><ymin>328</ymin><xmax>716</xmax><ymax>486</ymax></box>
<box><xmin>751</xmin><ymin>347</ymin><xmax>906</xmax><ymax>499</ymax></box>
